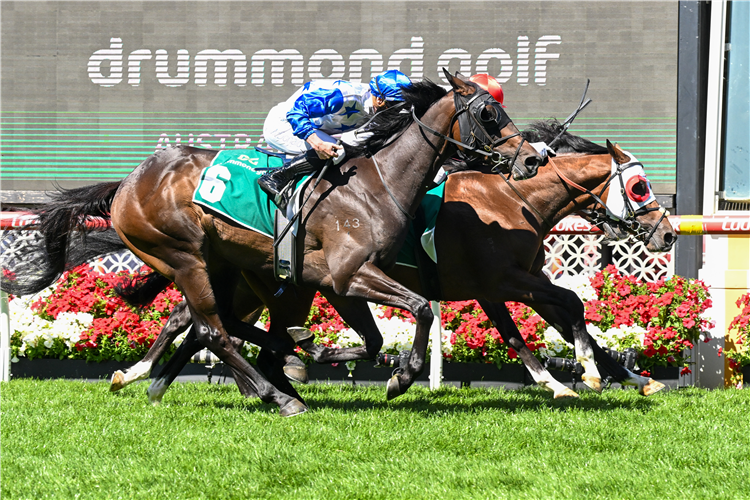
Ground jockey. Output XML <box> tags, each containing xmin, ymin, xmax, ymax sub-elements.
<box><xmin>258</xmin><ymin>70</ymin><xmax>413</xmax><ymax>206</ymax></box>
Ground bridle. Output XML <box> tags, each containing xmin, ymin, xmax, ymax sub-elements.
<box><xmin>368</xmin><ymin>85</ymin><xmax>528</xmax><ymax>220</ymax></box>
<box><xmin>548</xmin><ymin>154</ymin><xmax>669</xmax><ymax>244</ymax></box>
<box><xmin>410</xmin><ymin>86</ymin><xmax>527</xmax><ymax>174</ymax></box>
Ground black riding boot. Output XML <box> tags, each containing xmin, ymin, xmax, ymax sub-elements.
<box><xmin>258</xmin><ymin>151</ymin><xmax>323</xmax><ymax>210</ymax></box>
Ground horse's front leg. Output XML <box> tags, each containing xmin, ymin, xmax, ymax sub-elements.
<box><xmin>526</xmin><ymin>290</ymin><xmax>603</xmax><ymax>393</ymax></box>
<box><xmin>288</xmin><ymin>293</ymin><xmax>383</xmax><ymax>363</ymax></box>
<box><xmin>493</xmin><ymin>270</ymin><xmax>604</xmax><ymax>393</ymax></box>
<box><xmin>530</xmin><ymin>301</ymin><xmax>665</xmax><ymax>396</ymax></box>
<box><xmin>328</xmin><ymin>261</ymin><xmax>432</xmax><ymax>400</ymax></box>
<box><xmin>478</xmin><ymin>300</ymin><xmax>578</xmax><ymax>399</ymax></box>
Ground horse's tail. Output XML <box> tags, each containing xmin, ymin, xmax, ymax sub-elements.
<box><xmin>1</xmin><ymin>181</ymin><xmax>124</xmax><ymax>296</ymax></box>
<box><xmin>114</xmin><ymin>270</ymin><xmax>173</xmax><ymax>308</ymax></box>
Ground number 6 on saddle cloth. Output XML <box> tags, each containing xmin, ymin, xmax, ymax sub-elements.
<box><xmin>191</xmin><ymin>147</ymin><xmax>318</xmax><ymax>285</ymax></box>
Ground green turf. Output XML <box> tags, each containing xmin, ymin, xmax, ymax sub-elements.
<box><xmin>2</xmin><ymin>380</ymin><xmax>748</xmax><ymax>500</ymax></box>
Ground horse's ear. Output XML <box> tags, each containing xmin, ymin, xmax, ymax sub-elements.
<box><xmin>442</xmin><ymin>68</ymin><xmax>472</xmax><ymax>95</ymax></box>
<box><xmin>606</xmin><ymin>139</ymin><xmax>629</xmax><ymax>164</ymax></box>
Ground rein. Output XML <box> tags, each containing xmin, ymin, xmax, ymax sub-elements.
<box><xmin>371</xmin><ymin>154</ymin><xmax>415</xmax><ymax>220</ymax></box>
<box><xmin>499</xmin><ymin>153</ymin><xmax>666</xmax><ymax>244</ymax></box>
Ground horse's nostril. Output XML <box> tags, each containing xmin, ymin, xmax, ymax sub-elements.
<box><xmin>525</xmin><ymin>156</ymin><xmax>541</xmax><ymax>168</ymax></box>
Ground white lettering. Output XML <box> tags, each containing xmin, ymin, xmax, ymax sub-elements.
<box><xmin>348</xmin><ymin>49</ymin><xmax>384</xmax><ymax>83</ymax></box>
<box><xmin>251</xmin><ymin>49</ymin><xmax>304</xmax><ymax>87</ymax></box>
<box><xmin>155</xmin><ymin>133</ymin><xmax>261</xmax><ymax>152</ymax></box>
<box><xmin>475</xmin><ymin>49</ymin><xmax>513</xmax><ymax>83</ymax></box>
<box><xmin>155</xmin><ymin>49</ymin><xmax>190</xmax><ymax>87</ymax></box>
<box><xmin>90</xmin><ymin>35</ymin><xmax>563</xmax><ymax>89</ymax></box>
<box><xmin>534</xmin><ymin>35</ymin><xmax>561</xmax><ymax>86</ymax></box>
<box><xmin>128</xmin><ymin>49</ymin><xmax>152</xmax><ymax>86</ymax></box>
<box><xmin>516</xmin><ymin>36</ymin><xmax>530</xmax><ymax>86</ymax></box>
<box><xmin>195</xmin><ymin>49</ymin><xmax>247</xmax><ymax>86</ymax></box>
<box><xmin>88</xmin><ymin>37</ymin><xmax>123</xmax><ymax>87</ymax></box>
<box><xmin>437</xmin><ymin>49</ymin><xmax>472</xmax><ymax>84</ymax></box>
<box><xmin>387</xmin><ymin>37</ymin><xmax>424</xmax><ymax>79</ymax></box>
<box><xmin>309</xmin><ymin>49</ymin><xmax>345</xmax><ymax>80</ymax></box>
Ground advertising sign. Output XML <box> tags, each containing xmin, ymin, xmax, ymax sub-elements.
<box><xmin>1</xmin><ymin>1</ymin><xmax>678</xmax><ymax>193</ymax></box>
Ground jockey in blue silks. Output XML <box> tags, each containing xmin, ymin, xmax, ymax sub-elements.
<box><xmin>259</xmin><ymin>70</ymin><xmax>413</xmax><ymax>207</ymax></box>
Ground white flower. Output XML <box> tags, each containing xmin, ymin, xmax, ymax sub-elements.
<box><xmin>539</xmin><ymin>326</ymin><xmax>573</xmax><ymax>357</ymax></box>
<box><xmin>334</xmin><ymin>328</ymin><xmax>363</xmax><ymax>349</ymax></box>
<box><xmin>552</xmin><ymin>274</ymin><xmax>598</xmax><ymax>302</ymax></box>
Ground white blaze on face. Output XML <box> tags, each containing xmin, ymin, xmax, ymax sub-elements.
<box><xmin>603</xmin><ymin>151</ymin><xmax>656</xmax><ymax>220</ymax></box>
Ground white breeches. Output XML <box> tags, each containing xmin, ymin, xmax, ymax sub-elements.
<box><xmin>262</xmin><ymin>102</ymin><xmax>309</xmax><ymax>154</ymax></box>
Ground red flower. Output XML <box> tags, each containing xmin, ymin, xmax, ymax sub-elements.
<box><xmin>680</xmin><ymin>366</ymin><xmax>692</xmax><ymax>376</ymax></box>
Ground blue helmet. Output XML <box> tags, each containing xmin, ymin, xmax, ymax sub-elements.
<box><xmin>369</xmin><ymin>70</ymin><xmax>412</xmax><ymax>102</ymax></box>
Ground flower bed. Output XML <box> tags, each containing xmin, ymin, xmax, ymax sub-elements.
<box><xmin>9</xmin><ymin>264</ymin><xmax>182</xmax><ymax>363</ymax></box>
<box><xmin>8</xmin><ymin>264</ymin><xmax>714</xmax><ymax>377</ymax></box>
<box><xmin>727</xmin><ymin>293</ymin><xmax>750</xmax><ymax>372</ymax></box>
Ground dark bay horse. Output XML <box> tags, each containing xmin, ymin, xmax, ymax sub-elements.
<box><xmin>6</xmin><ymin>72</ymin><xmax>542</xmax><ymax>416</ymax></box>
<box><xmin>110</xmin><ymin>120</ymin><xmax>674</xmax><ymax>400</ymax></box>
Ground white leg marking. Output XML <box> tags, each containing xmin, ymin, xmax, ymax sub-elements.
<box><xmin>147</xmin><ymin>378</ymin><xmax>169</xmax><ymax>405</ymax></box>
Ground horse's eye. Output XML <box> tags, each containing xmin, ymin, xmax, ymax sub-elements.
<box><xmin>479</xmin><ymin>105</ymin><xmax>498</xmax><ymax>124</ymax></box>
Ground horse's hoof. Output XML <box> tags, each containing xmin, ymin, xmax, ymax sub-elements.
<box><xmin>554</xmin><ymin>388</ymin><xmax>580</xmax><ymax>399</ymax></box>
<box><xmin>110</xmin><ymin>370</ymin><xmax>125</xmax><ymax>392</ymax></box>
<box><xmin>386</xmin><ymin>375</ymin><xmax>403</xmax><ymax>401</ymax></box>
<box><xmin>581</xmin><ymin>374</ymin><xmax>602</xmax><ymax>393</ymax></box>
<box><xmin>283</xmin><ymin>363</ymin><xmax>309</xmax><ymax>384</ymax></box>
<box><xmin>279</xmin><ymin>399</ymin><xmax>308</xmax><ymax>417</ymax></box>
<box><xmin>287</xmin><ymin>327</ymin><xmax>314</xmax><ymax>343</ymax></box>
<box><xmin>639</xmin><ymin>379</ymin><xmax>666</xmax><ymax>396</ymax></box>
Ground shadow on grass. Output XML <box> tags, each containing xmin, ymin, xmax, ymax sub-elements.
<box><xmin>175</xmin><ymin>384</ymin><xmax>661</xmax><ymax>415</ymax></box>
<box><xmin>309</xmin><ymin>387</ymin><xmax>658</xmax><ymax>414</ymax></box>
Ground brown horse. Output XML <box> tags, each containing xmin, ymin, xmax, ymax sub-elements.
<box><xmin>110</xmin><ymin>120</ymin><xmax>674</xmax><ymax>401</ymax></box>
<box><xmin>7</xmin><ymin>72</ymin><xmax>542</xmax><ymax>416</ymax></box>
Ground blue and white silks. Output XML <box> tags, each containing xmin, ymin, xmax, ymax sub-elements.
<box><xmin>263</xmin><ymin>80</ymin><xmax>375</xmax><ymax>154</ymax></box>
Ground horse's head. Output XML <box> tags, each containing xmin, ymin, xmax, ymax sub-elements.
<box><xmin>444</xmin><ymin>69</ymin><xmax>542</xmax><ymax>180</ymax></box>
<box><xmin>596</xmin><ymin>141</ymin><xmax>676</xmax><ymax>252</ymax></box>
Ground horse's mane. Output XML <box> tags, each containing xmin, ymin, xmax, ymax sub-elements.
<box><xmin>346</xmin><ymin>79</ymin><xmax>448</xmax><ymax>159</ymax></box>
<box><xmin>522</xmin><ymin>119</ymin><xmax>608</xmax><ymax>155</ymax></box>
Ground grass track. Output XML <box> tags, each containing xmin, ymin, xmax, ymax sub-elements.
<box><xmin>2</xmin><ymin>380</ymin><xmax>749</xmax><ymax>500</ymax></box>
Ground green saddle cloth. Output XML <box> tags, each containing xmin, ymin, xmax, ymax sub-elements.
<box><xmin>396</xmin><ymin>182</ymin><xmax>445</xmax><ymax>267</ymax></box>
<box><xmin>192</xmin><ymin>149</ymin><xmax>286</xmax><ymax>238</ymax></box>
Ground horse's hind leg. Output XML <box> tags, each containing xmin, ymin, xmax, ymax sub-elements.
<box><xmin>147</xmin><ymin>327</ymin><xmax>205</xmax><ymax>404</ymax></box>
<box><xmin>111</xmin><ymin>300</ymin><xmax>193</xmax><ymax>392</ymax></box>
<box><xmin>327</xmin><ymin>261</ymin><xmax>433</xmax><ymax>400</ymax></box>
<box><xmin>179</xmin><ymin>263</ymin><xmax>307</xmax><ymax>416</ymax></box>
<box><xmin>478</xmin><ymin>300</ymin><xmax>578</xmax><ymax>399</ymax></box>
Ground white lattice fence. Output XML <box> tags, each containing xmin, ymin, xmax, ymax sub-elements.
<box><xmin>543</xmin><ymin>234</ymin><xmax>674</xmax><ymax>282</ymax></box>
<box><xmin>2</xmin><ymin>229</ymin><xmax>674</xmax><ymax>283</ymax></box>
